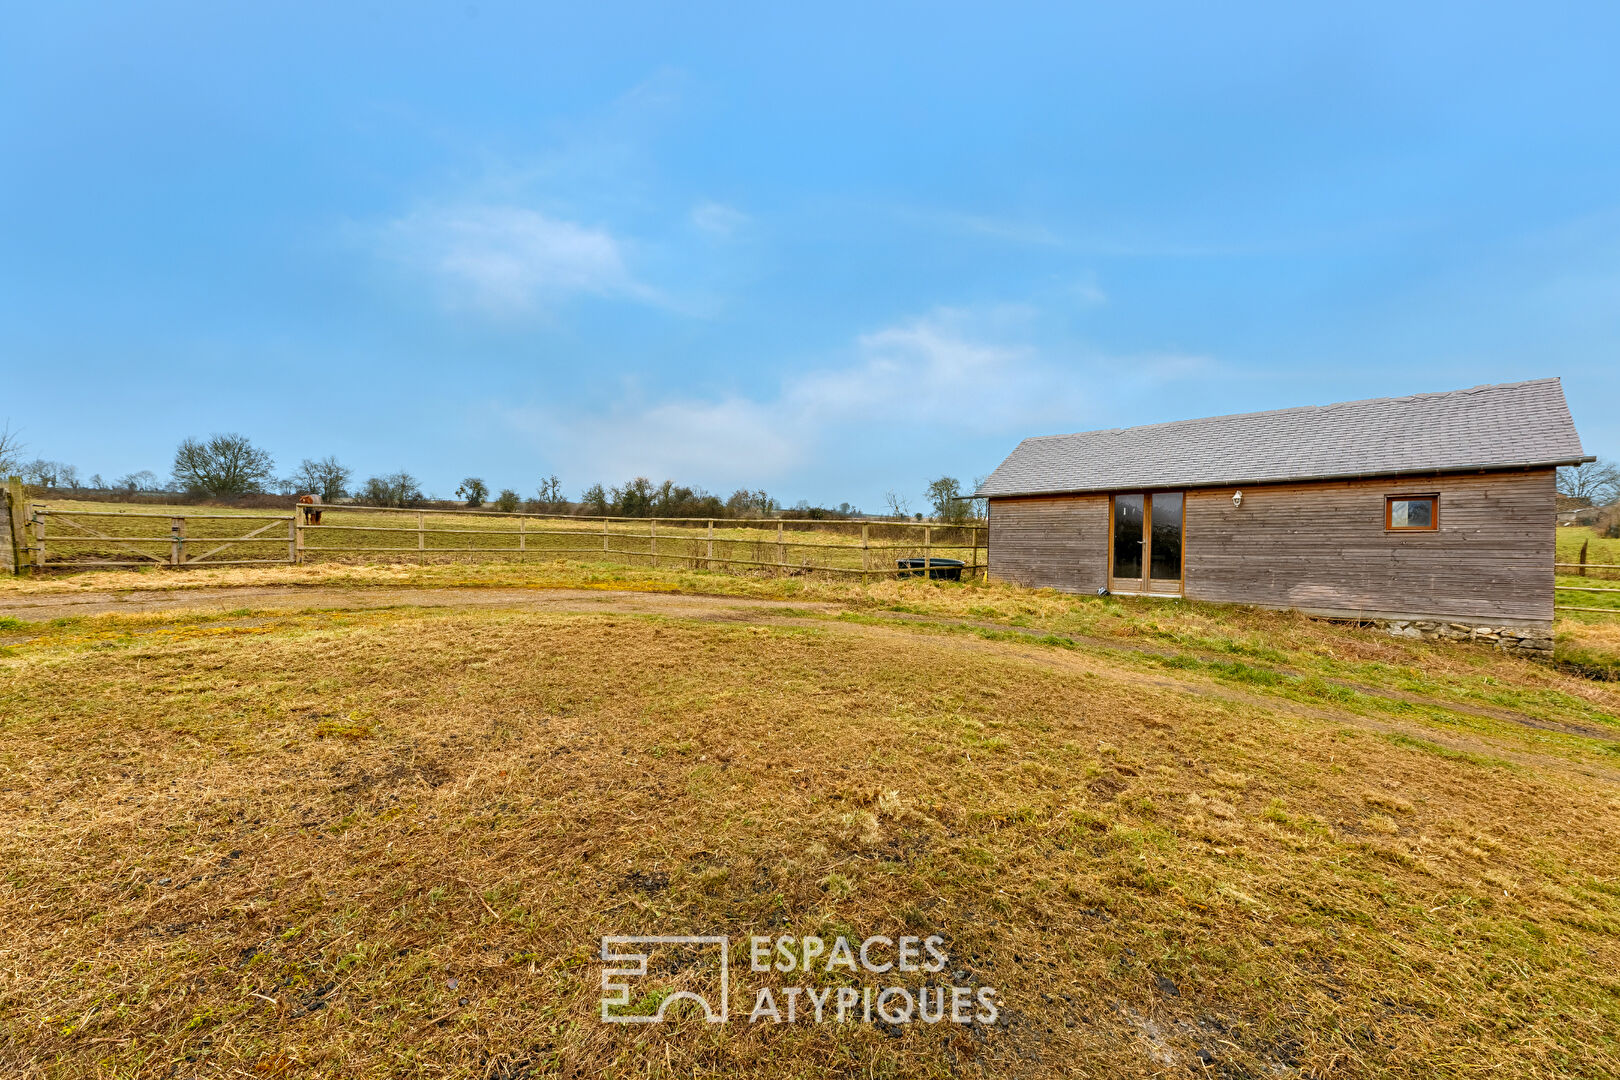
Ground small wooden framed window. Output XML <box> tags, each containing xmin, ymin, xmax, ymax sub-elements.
<box><xmin>1386</xmin><ymin>494</ymin><xmax>1438</xmax><ymax>531</ymax></box>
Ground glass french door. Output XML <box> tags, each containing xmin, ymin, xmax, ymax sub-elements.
<box><xmin>1110</xmin><ymin>492</ymin><xmax>1183</xmax><ymax>595</ymax></box>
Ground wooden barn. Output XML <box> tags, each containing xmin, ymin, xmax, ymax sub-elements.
<box><xmin>976</xmin><ymin>378</ymin><xmax>1591</xmax><ymax>650</ymax></box>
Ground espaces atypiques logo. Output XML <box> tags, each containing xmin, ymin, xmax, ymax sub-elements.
<box><xmin>601</xmin><ymin>934</ymin><xmax>998</xmax><ymax>1027</ymax></box>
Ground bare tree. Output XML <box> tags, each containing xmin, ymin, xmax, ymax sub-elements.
<box><xmin>1558</xmin><ymin>459</ymin><xmax>1620</xmax><ymax>507</ymax></box>
<box><xmin>293</xmin><ymin>456</ymin><xmax>352</xmax><ymax>502</ymax></box>
<box><xmin>725</xmin><ymin>488</ymin><xmax>777</xmax><ymax>518</ymax></box>
<box><xmin>17</xmin><ymin>459</ymin><xmax>80</xmax><ymax>490</ymax></box>
<box><xmin>359</xmin><ymin>471</ymin><xmax>423</xmax><ymax>508</ymax></box>
<box><xmin>530</xmin><ymin>475</ymin><xmax>566</xmax><ymax>513</ymax></box>
<box><xmin>0</xmin><ymin>420</ymin><xmax>24</xmax><ymax>478</ymax></box>
<box><xmin>968</xmin><ymin>474</ymin><xmax>989</xmax><ymax>522</ymax></box>
<box><xmin>172</xmin><ymin>433</ymin><xmax>275</xmax><ymax>497</ymax></box>
<box><xmin>883</xmin><ymin>490</ymin><xmax>911</xmax><ymax>519</ymax></box>
<box><xmin>116</xmin><ymin>470</ymin><xmax>161</xmax><ymax>494</ymax></box>
<box><xmin>21</xmin><ymin>460</ymin><xmax>62</xmax><ymax>488</ymax></box>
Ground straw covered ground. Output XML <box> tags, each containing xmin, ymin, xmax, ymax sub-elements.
<box><xmin>1</xmin><ymin>562</ymin><xmax>1618</xmax><ymax>1078</ymax></box>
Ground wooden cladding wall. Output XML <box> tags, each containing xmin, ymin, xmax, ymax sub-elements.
<box><xmin>1182</xmin><ymin>469</ymin><xmax>1556</xmax><ymax>624</ymax></box>
<box><xmin>988</xmin><ymin>468</ymin><xmax>1556</xmax><ymax>625</ymax></box>
<box><xmin>986</xmin><ymin>493</ymin><xmax>1110</xmax><ymax>592</ymax></box>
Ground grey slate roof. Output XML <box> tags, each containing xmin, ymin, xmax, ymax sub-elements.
<box><xmin>977</xmin><ymin>378</ymin><xmax>1590</xmax><ymax>498</ymax></box>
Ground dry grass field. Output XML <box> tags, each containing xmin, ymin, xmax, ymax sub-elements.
<box><xmin>2</xmin><ymin>560</ymin><xmax>1619</xmax><ymax>1078</ymax></box>
<box><xmin>1558</xmin><ymin>523</ymin><xmax>1620</xmax><ymax>569</ymax></box>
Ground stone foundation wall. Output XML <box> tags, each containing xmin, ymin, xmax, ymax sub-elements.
<box><xmin>1375</xmin><ymin>619</ymin><xmax>1553</xmax><ymax>656</ymax></box>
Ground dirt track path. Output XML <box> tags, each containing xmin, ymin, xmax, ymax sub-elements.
<box><xmin>0</xmin><ymin>584</ymin><xmax>845</xmax><ymax>623</ymax></box>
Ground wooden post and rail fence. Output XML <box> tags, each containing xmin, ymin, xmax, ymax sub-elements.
<box><xmin>4</xmin><ymin>490</ymin><xmax>987</xmax><ymax>583</ymax></box>
<box><xmin>5</xmin><ymin>479</ymin><xmax>1617</xmax><ymax>616</ymax></box>
<box><xmin>1552</xmin><ymin>551</ymin><xmax>1620</xmax><ymax>613</ymax></box>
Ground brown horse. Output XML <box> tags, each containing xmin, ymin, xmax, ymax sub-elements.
<box><xmin>297</xmin><ymin>494</ymin><xmax>323</xmax><ymax>525</ymax></box>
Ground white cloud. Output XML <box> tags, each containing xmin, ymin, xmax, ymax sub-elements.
<box><xmin>504</xmin><ymin>395</ymin><xmax>803</xmax><ymax>484</ymax></box>
<box><xmin>788</xmin><ymin>307</ymin><xmax>1041</xmax><ymax>429</ymax></box>
<box><xmin>690</xmin><ymin>201</ymin><xmax>750</xmax><ymax>237</ymax></box>
<box><xmin>383</xmin><ymin>204</ymin><xmax>660</xmax><ymax>314</ymax></box>
<box><xmin>911</xmin><ymin>210</ymin><xmax>1062</xmax><ymax>247</ymax></box>
<box><xmin>1070</xmin><ymin>273</ymin><xmax>1108</xmax><ymax>307</ymax></box>
<box><xmin>495</xmin><ymin>306</ymin><xmax>1211</xmax><ymax>489</ymax></box>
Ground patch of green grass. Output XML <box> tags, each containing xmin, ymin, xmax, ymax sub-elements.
<box><xmin>1381</xmin><ymin>732</ymin><xmax>1515</xmax><ymax>770</ymax></box>
<box><xmin>827</xmin><ymin>603</ymin><xmax>1620</xmax><ymax>764</ymax></box>
<box><xmin>1557</xmin><ymin>526</ymin><xmax>1620</xmax><ymax>568</ymax></box>
<box><xmin>1157</xmin><ymin>653</ymin><xmax>1287</xmax><ymax>687</ymax></box>
<box><xmin>1140</xmin><ymin>624</ymin><xmax>1289</xmax><ymax>663</ymax></box>
<box><xmin>1555</xmin><ymin>573</ymin><xmax>1620</xmax><ymax>613</ymax></box>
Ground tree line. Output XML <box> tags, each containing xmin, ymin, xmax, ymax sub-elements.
<box><xmin>1558</xmin><ymin>461</ymin><xmax>1620</xmax><ymax>539</ymax></box>
<box><xmin>0</xmin><ymin>425</ymin><xmax>988</xmax><ymax>522</ymax></box>
<box><xmin>1558</xmin><ymin>461</ymin><xmax>1620</xmax><ymax>509</ymax></box>
<box><xmin>7</xmin><ymin>419</ymin><xmax>1614</xmax><ymax>528</ymax></box>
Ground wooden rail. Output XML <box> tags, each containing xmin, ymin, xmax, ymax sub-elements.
<box><xmin>22</xmin><ymin>504</ymin><xmax>988</xmax><ymax>581</ymax></box>
<box><xmin>1554</xmin><ymin>536</ymin><xmax>1620</xmax><ymax>616</ymax></box>
<box><xmin>1557</xmin><ymin>543</ymin><xmax>1620</xmax><ymax>582</ymax></box>
<box><xmin>34</xmin><ymin>510</ymin><xmax>293</xmax><ymax>520</ymax></box>
<box><xmin>225</xmin><ymin>501</ymin><xmax>974</xmax><ymax>528</ymax></box>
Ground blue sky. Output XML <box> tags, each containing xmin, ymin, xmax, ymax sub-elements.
<box><xmin>3</xmin><ymin>3</ymin><xmax>1617</xmax><ymax>508</ymax></box>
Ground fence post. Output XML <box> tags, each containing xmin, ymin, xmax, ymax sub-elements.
<box><xmin>171</xmin><ymin>516</ymin><xmax>185</xmax><ymax>567</ymax></box>
<box><xmin>519</xmin><ymin>516</ymin><xmax>526</xmax><ymax>562</ymax></box>
<box><xmin>0</xmin><ymin>488</ymin><xmax>11</xmax><ymax>575</ymax></box>
<box><xmin>923</xmin><ymin>524</ymin><xmax>931</xmax><ymax>579</ymax></box>
<box><xmin>776</xmin><ymin>521</ymin><xmax>784</xmax><ymax>576</ymax></box>
<box><xmin>861</xmin><ymin>522</ymin><xmax>869</xmax><ymax>582</ymax></box>
<box><xmin>650</xmin><ymin>519</ymin><xmax>657</xmax><ymax>567</ymax></box>
<box><xmin>31</xmin><ymin>505</ymin><xmax>45</xmax><ymax>573</ymax></box>
<box><xmin>417</xmin><ymin>511</ymin><xmax>425</xmax><ymax>564</ymax></box>
<box><xmin>972</xmin><ymin>514</ymin><xmax>984</xmax><ymax>586</ymax></box>
<box><xmin>1579</xmin><ymin>539</ymin><xmax>1588</xmax><ymax>577</ymax></box>
<box><xmin>4</xmin><ymin>476</ymin><xmax>24</xmax><ymax>575</ymax></box>
<box><xmin>706</xmin><ymin>519</ymin><xmax>714</xmax><ymax>570</ymax></box>
<box><xmin>602</xmin><ymin>517</ymin><xmax>609</xmax><ymax>554</ymax></box>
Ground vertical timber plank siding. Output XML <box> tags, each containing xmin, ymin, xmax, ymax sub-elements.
<box><xmin>986</xmin><ymin>494</ymin><xmax>1110</xmax><ymax>591</ymax></box>
<box><xmin>1183</xmin><ymin>469</ymin><xmax>1555</xmax><ymax>624</ymax></box>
